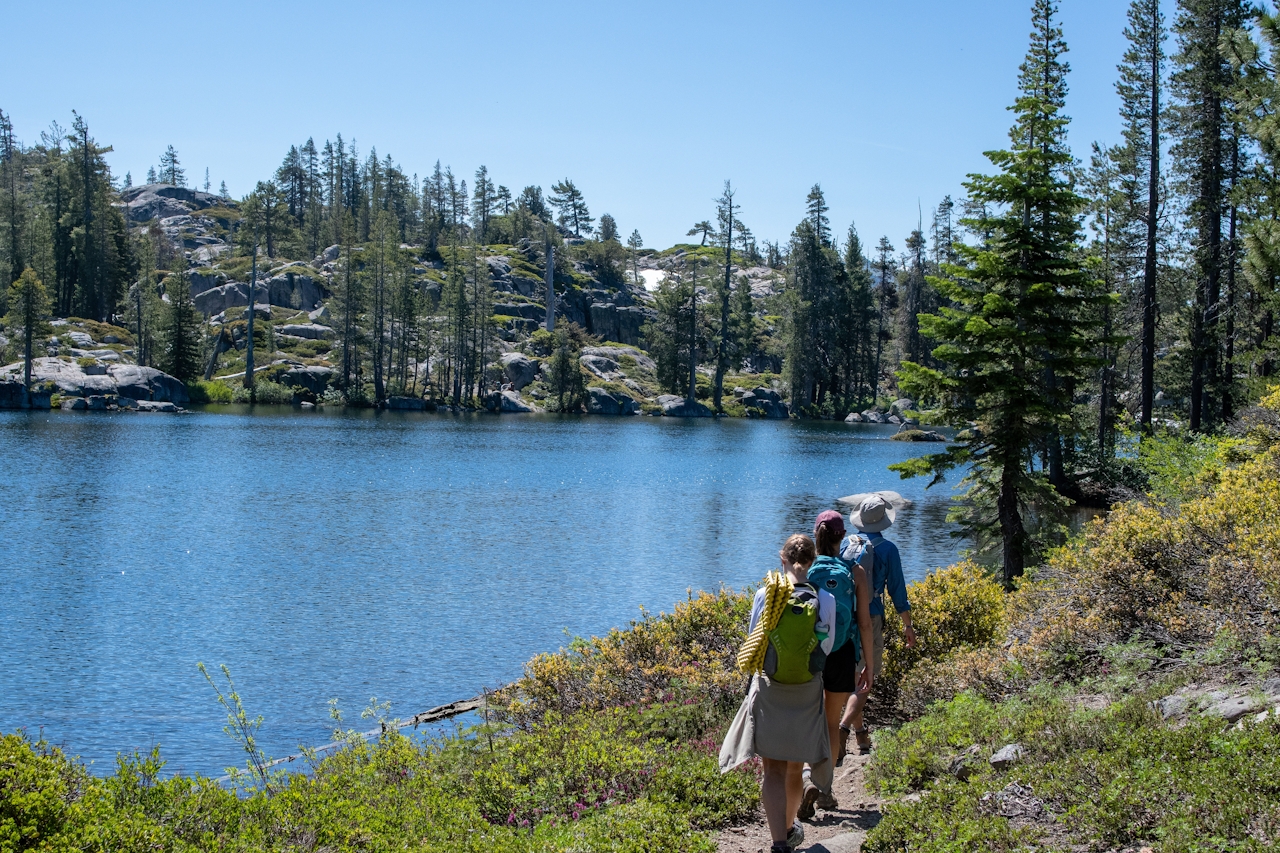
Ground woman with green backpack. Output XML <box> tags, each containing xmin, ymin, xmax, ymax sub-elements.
<box><xmin>797</xmin><ymin>510</ymin><xmax>875</xmax><ymax>820</ymax></box>
<box><xmin>718</xmin><ymin>533</ymin><xmax>836</xmax><ymax>852</ymax></box>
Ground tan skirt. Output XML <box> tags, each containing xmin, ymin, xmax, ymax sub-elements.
<box><xmin>719</xmin><ymin>674</ymin><xmax>829</xmax><ymax>772</ymax></box>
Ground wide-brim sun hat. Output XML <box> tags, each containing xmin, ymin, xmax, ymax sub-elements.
<box><xmin>839</xmin><ymin>491</ymin><xmax>904</xmax><ymax>533</ymax></box>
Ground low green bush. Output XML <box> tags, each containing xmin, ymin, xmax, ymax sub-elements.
<box><xmin>864</xmin><ymin>690</ymin><xmax>1280</xmax><ymax>852</ymax></box>
<box><xmin>187</xmin><ymin>380</ymin><xmax>233</xmax><ymax>404</ymax></box>
<box><xmin>231</xmin><ymin>380</ymin><xmax>293</xmax><ymax>405</ymax></box>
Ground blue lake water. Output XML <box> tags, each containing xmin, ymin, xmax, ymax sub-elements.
<box><xmin>0</xmin><ymin>407</ymin><xmax>963</xmax><ymax>776</ymax></box>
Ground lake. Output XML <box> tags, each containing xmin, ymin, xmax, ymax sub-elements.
<box><xmin>0</xmin><ymin>407</ymin><xmax>963</xmax><ymax>776</ymax></box>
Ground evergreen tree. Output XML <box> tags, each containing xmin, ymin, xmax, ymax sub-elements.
<box><xmin>713</xmin><ymin>180</ymin><xmax>740</xmax><ymax>411</ymax></box>
<box><xmin>1</xmin><ymin>110</ymin><xmax>22</xmax><ymax>290</ymax></box>
<box><xmin>1172</xmin><ymin>0</ymin><xmax>1250</xmax><ymax>430</ymax></box>
<box><xmin>899</xmin><ymin>219</ymin><xmax>930</xmax><ymax>366</ymax></box>
<box><xmin>843</xmin><ymin>224</ymin><xmax>878</xmax><ymax>406</ymax></box>
<box><xmin>599</xmin><ymin>213</ymin><xmax>618</xmax><ymax>243</ymax></box>
<box><xmin>549</xmin><ymin>179</ymin><xmax>593</xmax><ymax>237</ymax></box>
<box><xmin>1115</xmin><ymin>0</ymin><xmax>1170</xmax><ymax>429</ymax></box>
<box><xmin>871</xmin><ymin>236</ymin><xmax>898</xmax><ymax>400</ymax></box>
<box><xmin>627</xmin><ymin>229</ymin><xmax>643</xmax><ymax>283</ymax></box>
<box><xmin>805</xmin><ymin>184</ymin><xmax>832</xmax><ymax>246</ymax></box>
<box><xmin>472</xmin><ymin>165</ymin><xmax>497</xmax><ymax>243</ymax></box>
<box><xmin>162</xmin><ymin>268</ymin><xmax>201</xmax><ymax>383</ymax></box>
<box><xmin>644</xmin><ymin>261</ymin><xmax>703</xmax><ymax>397</ymax></box>
<box><xmin>159</xmin><ymin>145</ymin><xmax>184</xmax><ymax>186</ymax></box>
<box><xmin>891</xmin><ymin>0</ymin><xmax>1113</xmax><ymax>586</ymax></box>
<box><xmin>1225</xmin><ymin>10</ymin><xmax>1280</xmax><ymax>390</ymax></box>
<box><xmin>687</xmin><ymin>221</ymin><xmax>715</xmax><ymax>245</ymax></box>
<box><xmin>5</xmin><ymin>268</ymin><xmax>51</xmax><ymax>388</ymax></box>
<box><xmin>547</xmin><ymin>328</ymin><xmax>585</xmax><ymax>411</ymax></box>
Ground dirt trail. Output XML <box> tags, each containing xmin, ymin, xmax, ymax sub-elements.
<box><xmin>716</xmin><ymin>748</ymin><xmax>883</xmax><ymax>853</ymax></box>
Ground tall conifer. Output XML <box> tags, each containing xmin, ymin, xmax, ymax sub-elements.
<box><xmin>892</xmin><ymin>0</ymin><xmax>1113</xmax><ymax>586</ymax></box>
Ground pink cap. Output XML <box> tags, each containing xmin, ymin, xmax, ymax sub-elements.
<box><xmin>814</xmin><ymin>510</ymin><xmax>846</xmax><ymax>538</ymax></box>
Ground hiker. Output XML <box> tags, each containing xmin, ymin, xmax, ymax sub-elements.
<box><xmin>838</xmin><ymin>493</ymin><xmax>915</xmax><ymax>754</ymax></box>
<box><xmin>719</xmin><ymin>534</ymin><xmax>835</xmax><ymax>853</ymax></box>
<box><xmin>798</xmin><ymin>510</ymin><xmax>875</xmax><ymax>820</ymax></box>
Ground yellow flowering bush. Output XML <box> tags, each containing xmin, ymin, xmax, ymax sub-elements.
<box><xmin>1011</xmin><ymin>447</ymin><xmax>1280</xmax><ymax>675</ymax></box>
<box><xmin>494</xmin><ymin>589</ymin><xmax>752</xmax><ymax>726</ymax></box>
<box><xmin>879</xmin><ymin>562</ymin><xmax>1009</xmax><ymax>713</ymax></box>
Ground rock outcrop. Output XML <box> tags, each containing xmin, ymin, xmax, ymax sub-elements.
<box><xmin>657</xmin><ymin>394</ymin><xmax>712</xmax><ymax>417</ymax></box>
<box><xmin>741</xmin><ymin>387</ymin><xmax>789</xmax><ymax>419</ymax></box>
<box><xmin>483</xmin><ymin>389</ymin><xmax>537</xmax><ymax>413</ymax></box>
<box><xmin>501</xmin><ymin>353</ymin><xmax>540</xmax><ymax>391</ymax></box>
<box><xmin>0</xmin><ymin>380</ymin><xmax>53</xmax><ymax>410</ymax></box>
<box><xmin>586</xmin><ymin>386</ymin><xmax>640</xmax><ymax>416</ymax></box>
<box><xmin>277</xmin><ymin>365</ymin><xmax>333</xmax><ymax>395</ymax></box>
<box><xmin>0</xmin><ymin>358</ymin><xmax>189</xmax><ymax>404</ymax></box>
<box><xmin>120</xmin><ymin>183</ymin><xmax>227</xmax><ymax>223</ymax></box>
<box><xmin>277</xmin><ymin>323</ymin><xmax>333</xmax><ymax>340</ymax></box>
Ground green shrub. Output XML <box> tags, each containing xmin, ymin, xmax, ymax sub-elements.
<box><xmin>231</xmin><ymin>380</ymin><xmax>293</xmax><ymax>405</ymax></box>
<box><xmin>188</xmin><ymin>380</ymin><xmax>233</xmax><ymax>404</ymax></box>
<box><xmin>878</xmin><ymin>562</ymin><xmax>1007</xmax><ymax>711</ymax></box>
<box><xmin>865</xmin><ymin>691</ymin><xmax>1280</xmax><ymax>852</ymax></box>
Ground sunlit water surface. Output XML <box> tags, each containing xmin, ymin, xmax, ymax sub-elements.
<box><xmin>0</xmin><ymin>407</ymin><xmax>963</xmax><ymax>775</ymax></box>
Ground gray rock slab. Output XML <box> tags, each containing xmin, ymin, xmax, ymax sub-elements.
<box><xmin>500</xmin><ymin>353</ymin><xmax>540</xmax><ymax>390</ymax></box>
<box><xmin>277</xmin><ymin>323</ymin><xmax>333</xmax><ymax>340</ymax></box>
<box><xmin>989</xmin><ymin>743</ymin><xmax>1025</xmax><ymax>770</ymax></box>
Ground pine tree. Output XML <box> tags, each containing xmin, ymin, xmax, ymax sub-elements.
<box><xmin>713</xmin><ymin>180</ymin><xmax>740</xmax><ymax>411</ymax></box>
<box><xmin>549</xmin><ymin>179</ymin><xmax>593</xmax><ymax>237</ymax></box>
<box><xmin>805</xmin><ymin>184</ymin><xmax>832</xmax><ymax>246</ymax></box>
<box><xmin>644</xmin><ymin>261</ymin><xmax>703</xmax><ymax>397</ymax></box>
<box><xmin>627</xmin><ymin>229</ymin><xmax>643</xmax><ymax>283</ymax></box>
<box><xmin>891</xmin><ymin>0</ymin><xmax>1113</xmax><ymax>586</ymax></box>
<box><xmin>687</xmin><ymin>221</ymin><xmax>715</xmax><ymax>245</ymax></box>
<box><xmin>1224</xmin><ymin>9</ymin><xmax>1280</xmax><ymax>389</ymax></box>
<box><xmin>162</xmin><ymin>268</ymin><xmax>201</xmax><ymax>384</ymax></box>
<box><xmin>1172</xmin><ymin>0</ymin><xmax>1250</xmax><ymax>430</ymax></box>
<box><xmin>146</xmin><ymin>166</ymin><xmax>157</xmax><ymax>184</ymax></box>
<box><xmin>843</xmin><ymin>225</ymin><xmax>877</xmax><ymax>406</ymax></box>
<box><xmin>472</xmin><ymin>166</ymin><xmax>497</xmax><ymax>243</ymax></box>
<box><xmin>1115</xmin><ymin>0</ymin><xmax>1170</xmax><ymax>429</ymax></box>
<box><xmin>899</xmin><ymin>220</ymin><xmax>930</xmax><ymax>366</ymax></box>
<box><xmin>599</xmin><ymin>213</ymin><xmax>618</xmax><ymax>243</ymax></box>
<box><xmin>0</xmin><ymin>109</ymin><xmax>22</xmax><ymax>291</ymax></box>
<box><xmin>871</xmin><ymin>236</ymin><xmax>897</xmax><ymax>400</ymax></box>
<box><xmin>5</xmin><ymin>268</ymin><xmax>51</xmax><ymax>388</ymax></box>
<box><xmin>159</xmin><ymin>145</ymin><xmax>184</xmax><ymax>186</ymax></box>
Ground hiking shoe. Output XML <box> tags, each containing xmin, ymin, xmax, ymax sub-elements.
<box><xmin>836</xmin><ymin>724</ymin><xmax>851</xmax><ymax>766</ymax></box>
<box><xmin>797</xmin><ymin>782</ymin><xmax>820</xmax><ymax>821</ymax></box>
<box><xmin>770</xmin><ymin>843</ymin><xmax>791</xmax><ymax>853</ymax></box>
<box><xmin>816</xmin><ymin>788</ymin><xmax>839</xmax><ymax>811</ymax></box>
<box><xmin>786</xmin><ymin>819</ymin><xmax>805</xmax><ymax>849</ymax></box>
<box><xmin>855</xmin><ymin>726</ymin><xmax>872</xmax><ymax>753</ymax></box>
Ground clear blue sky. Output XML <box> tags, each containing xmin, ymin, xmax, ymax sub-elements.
<box><xmin>2</xmin><ymin>0</ymin><xmax>1133</xmax><ymax>252</ymax></box>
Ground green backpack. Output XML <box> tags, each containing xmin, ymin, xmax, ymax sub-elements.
<box><xmin>763</xmin><ymin>582</ymin><xmax>827</xmax><ymax>684</ymax></box>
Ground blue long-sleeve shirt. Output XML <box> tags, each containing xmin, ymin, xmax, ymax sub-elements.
<box><xmin>842</xmin><ymin>532</ymin><xmax>911</xmax><ymax>618</ymax></box>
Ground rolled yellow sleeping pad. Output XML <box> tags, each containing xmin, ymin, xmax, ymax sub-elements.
<box><xmin>736</xmin><ymin>571</ymin><xmax>794</xmax><ymax>675</ymax></box>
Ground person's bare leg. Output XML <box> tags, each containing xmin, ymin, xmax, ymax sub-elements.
<box><xmin>841</xmin><ymin>688</ymin><xmax>868</xmax><ymax>733</ymax></box>
<box><xmin>761</xmin><ymin>758</ymin><xmax>791</xmax><ymax>843</ymax></box>
<box><xmin>785</xmin><ymin>761</ymin><xmax>805</xmax><ymax>826</ymax></box>
<box><xmin>826</xmin><ymin>690</ymin><xmax>852</xmax><ymax>766</ymax></box>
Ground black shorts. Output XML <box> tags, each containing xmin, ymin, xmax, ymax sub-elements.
<box><xmin>822</xmin><ymin>638</ymin><xmax>860</xmax><ymax>693</ymax></box>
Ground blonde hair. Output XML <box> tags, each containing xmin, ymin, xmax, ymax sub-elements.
<box><xmin>781</xmin><ymin>534</ymin><xmax>816</xmax><ymax>571</ymax></box>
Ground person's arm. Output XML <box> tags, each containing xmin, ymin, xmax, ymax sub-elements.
<box><xmin>852</xmin><ymin>563</ymin><xmax>875</xmax><ymax>694</ymax></box>
<box><xmin>884</xmin><ymin>543</ymin><xmax>915</xmax><ymax>648</ymax></box>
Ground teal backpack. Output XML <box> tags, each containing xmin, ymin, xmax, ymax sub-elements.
<box><xmin>762</xmin><ymin>582</ymin><xmax>827</xmax><ymax>684</ymax></box>
<box><xmin>808</xmin><ymin>555</ymin><xmax>854</xmax><ymax>651</ymax></box>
